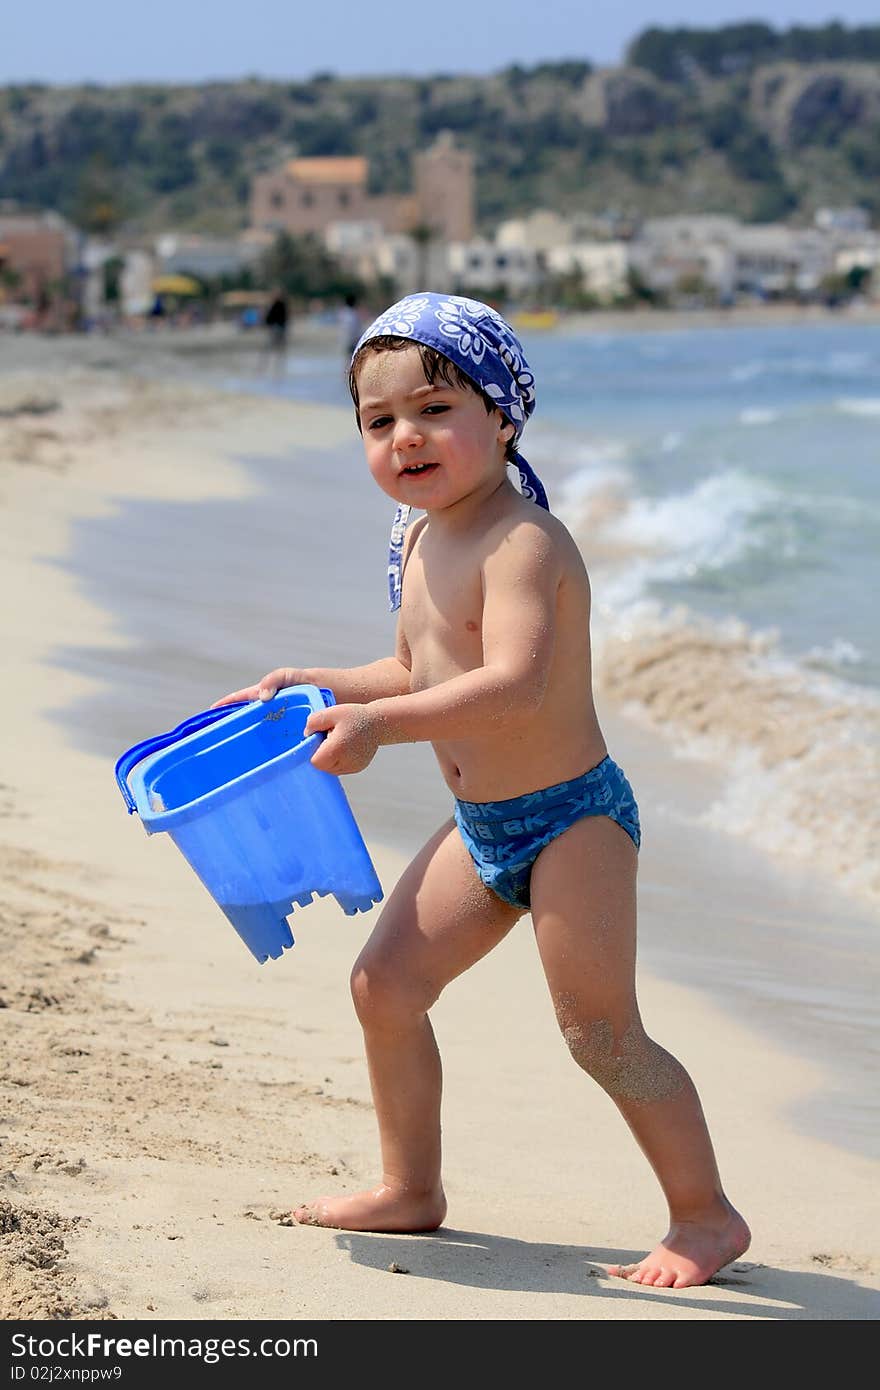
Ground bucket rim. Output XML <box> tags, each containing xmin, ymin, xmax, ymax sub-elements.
<box><xmin>120</xmin><ymin>684</ymin><xmax>333</xmax><ymax>829</ymax></box>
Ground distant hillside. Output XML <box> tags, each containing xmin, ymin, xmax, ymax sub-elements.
<box><xmin>1</xmin><ymin>22</ymin><xmax>878</xmax><ymax>238</ymax></box>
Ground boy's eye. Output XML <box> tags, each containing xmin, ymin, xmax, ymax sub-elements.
<box><xmin>367</xmin><ymin>415</ymin><xmax>392</xmax><ymax>430</ymax></box>
<box><xmin>423</xmin><ymin>404</ymin><xmax>449</xmax><ymax>415</ymax></box>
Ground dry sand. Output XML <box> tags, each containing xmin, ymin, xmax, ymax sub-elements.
<box><xmin>0</xmin><ymin>347</ymin><xmax>877</xmax><ymax>1321</ymax></box>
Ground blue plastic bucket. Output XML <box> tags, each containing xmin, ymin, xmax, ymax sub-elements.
<box><xmin>115</xmin><ymin>685</ymin><xmax>383</xmax><ymax>963</ymax></box>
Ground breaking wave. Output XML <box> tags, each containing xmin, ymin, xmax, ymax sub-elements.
<box><xmin>559</xmin><ymin>461</ymin><xmax>880</xmax><ymax>910</ymax></box>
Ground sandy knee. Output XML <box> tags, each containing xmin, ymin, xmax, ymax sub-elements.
<box><xmin>555</xmin><ymin>1001</ymin><xmax>685</xmax><ymax>1103</ymax></box>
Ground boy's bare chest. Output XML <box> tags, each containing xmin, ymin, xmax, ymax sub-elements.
<box><xmin>401</xmin><ymin>542</ymin><xmax>485</xmax><ymax>679</ymax></box>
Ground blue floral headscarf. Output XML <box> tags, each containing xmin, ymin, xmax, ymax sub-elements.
<box><xmin>352</xmin><ymin>292</ymin><xmax>549</xmax><ymax>611</ymax></box>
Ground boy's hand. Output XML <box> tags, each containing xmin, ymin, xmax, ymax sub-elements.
<box><xmin>211</xmin><ymin>668</ymin><xmax>303</xmax><ymax>709</ymax></box>
<box><xmin>305</xmin><ymin>704</ymin><xmax>381</xmax><ymax>775</ymax></box>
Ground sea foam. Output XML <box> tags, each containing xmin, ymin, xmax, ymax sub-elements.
<box><xmin>559</xmin><ymin>462</ymin><xmax>880</xmax><ymax>912</ymax></box>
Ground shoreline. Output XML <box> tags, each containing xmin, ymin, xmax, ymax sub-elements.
<box><xmin>3</xmin><ymin>295</ymin><xmax>880</xmax><ymax>374</ymax></box>
<box><xmin>557</xmin><ymin>299</ymin><xmax>880</xmax><ymax>335</ymax></box>
<box><xmin>1</xmin><ymin>358</ymin><xmax>878</xmax><ymax>1319</ymax></box>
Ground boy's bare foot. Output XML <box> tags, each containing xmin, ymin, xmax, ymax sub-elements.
<box><xmin>609</xmin><ymin>1203</ymin><xmax>751</xmax><ymax>1289</ymax></box>
<box><xmin>291</xmin><ymin>1182</ymin><xmax>447</xmax><ymax>1233</ymax></box>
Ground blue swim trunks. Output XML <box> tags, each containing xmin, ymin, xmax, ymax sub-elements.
<box><xmin>454</xmin><ymin>756</ymin><xmax>640</xmax><ymax>910</ymax></box>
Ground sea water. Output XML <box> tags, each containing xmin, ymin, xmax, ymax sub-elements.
<box><xmin>524</xmin><ymin>319</ymin><xmax>880</xmax><ymax>912</ymax></box>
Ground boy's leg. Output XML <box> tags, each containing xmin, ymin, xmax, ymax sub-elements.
<box><xmin>293</xmin><ymin>817</ymin><xmax>524</xmax><ymax>1232</ymax></box>
<box><xmin>529</xmin><ymin>816</ymin><xmax>750</xmax><ymax>1288</ymax></box>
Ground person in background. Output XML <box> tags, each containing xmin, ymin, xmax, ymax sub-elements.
<box><xmin>339</xmin><ymin>292</ymin><xmax>364</xmax><ymax>367</ymax></box>
<box><xmin>264</xmin><ymin>288</ymin><xmax>290</xmax><ymax>377</ymax></box>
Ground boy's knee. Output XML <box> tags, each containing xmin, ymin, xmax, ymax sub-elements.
<box><xmin>349</xmin><ymin>956</ymin><xmax>434</xmax><ymax>1026</ymax></box>
<box><xmin>560</xmin><ymin>1015</ymin><xmax>621</xmax><ymax>1080</ymax></box>
<box><xmin>557</xmin><ymin>1011</ymin><xmax>684</xmax><ymax>1103</ymax></box>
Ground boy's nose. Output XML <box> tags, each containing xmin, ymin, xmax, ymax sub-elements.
<box><xmin>392</xmin><ymin>418</ymin><xmax>425</xmax><ymax>451</ymax></box>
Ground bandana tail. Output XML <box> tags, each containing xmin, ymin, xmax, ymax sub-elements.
<box><xmin>387</xmin><ymin>502</ymin><xmax>413</xmax><ymax>612</ymax></box>
<box><xmin>512</xmin><ymin>451</ymin><xmax>549</xmax><ymax>511</ymax></box>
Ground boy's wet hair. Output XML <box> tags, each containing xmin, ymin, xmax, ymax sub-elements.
<box><xmin>349</xmin><ymin>335</ymin><xmax>517</xmax><ymax>462</ymax></box>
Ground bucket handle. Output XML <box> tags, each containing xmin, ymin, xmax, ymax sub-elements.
<box><xmin>114</xmin><ymin>687</ymin><xmax>336</xmax><ymax>814</ymax></box>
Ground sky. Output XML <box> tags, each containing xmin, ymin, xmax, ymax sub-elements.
<box><xmin>5</xmin><ymin>2</ymin><xmax>880</xmax><ymax>85</ymax></box>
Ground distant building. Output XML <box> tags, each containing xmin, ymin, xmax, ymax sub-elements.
<box><xmin>369</xmin><ymin>235</ymin><xmax>451</xmax><ymax>295</ymax></box>
<box><xmin>815</xmin><ymin>207</ymin><xmax>871</xmax><ymax>234</ymax></box>
<box><xmin>447</xmin><ymin>238</ymin><xmax>539</xmax><ymax>298</ymax></box>
<box><xmin>155</xmin><ymin>232</ymin><xmax>266</xmax><ymax>280</ymax></box>
<box><xmin>412</xmin><ymin>132</ymin><xmax>474</xmax><ymax>243</ymax></box>
<box><xmin>730</xmin><ymin>225</ymin><xmax>830</xmax><ymax>298</ymax></box>
<box><xmin>546</xmin><ymin>241</ymin><xmax>632</xmax><ymax>302</ymax></box>
<box><xmin>251</xmin><ymin>157</ymin><xmax>375</xmax><ymax>238</ymax></box>
<box><xmin>249</xmin><ymin>134</ymin><xmax>474</xmax><ymax>245</ymax></box>
<box><xmin>0</xmin><ymin>209</ymin><xmax>77</xmax><ymax>301</ymax></box>
<box><xmin>355</xmin><ymin>231</ymin><xmax>539</xmax><ymax>299</ymax></box>
<box><xmin>119</xmin><ymin>250</ymin><xmax>155</xmax><ymax>316</ymax></box>
<box><xmin>629</xmin><ymin>215</ymin><xmax>837</xmax><ymax>301</ymax></box>
<box><xmin>496</xmin><ymin>210</ymin><xmax>573</xmax><ymax>254</ymax></box>
<box><xmin>496</xmin><ymin>209</ymin><xmax>624</xmax><ymax>255</ymax></box>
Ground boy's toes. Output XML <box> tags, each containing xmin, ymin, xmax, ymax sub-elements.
<box><xmin>293</xmin><ymin>1204</ymin><xmax>324</xmax><ymax>1226</ymax></box>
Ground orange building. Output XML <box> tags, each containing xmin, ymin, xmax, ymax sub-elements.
<box><xmin>250</xmin><ymin>135</ymin><xmax>474</xmax><ymax>244</ymax></box>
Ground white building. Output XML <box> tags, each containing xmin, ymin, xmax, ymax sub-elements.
<box><xmin>630</xmin><ymin>215</ymin><xmax>839</xmax><ymax>301</ymax></box>
<box><xmin>120</xmin><ymin>250</ymin><xmax>156</xmax><ymax>316</ymax></box>
<box><xmin>632</xmin><ymin>216</ymin><xmax>740</xmax><ymax>299</ymax></box>
<box><xmin>815</xmin><ymin>207</ymin><xmax>871</xmax><ymax>234</ymax></box>
<box><xmin>155</xmin><ymin>233</ymin><xmax>265</xmax><ymax>280</ymax></box>
<box><xmin>324</xmin><ymin>220</ymin><xmax>385</xmax><ymax>259</ymax></box>
<box><xmin>369</xmin><ymin>235</ymin><xmax>452</xmax><ymax>294</ymax></box>
<box><xmin>731</xmin><ymin>225</ymin><xmax>831</xmax><ymax>297</ymax></box>
<box><xmin>447</xmin><ymin>239</ymin><xmax>540</xmax><ymax>298</ymax></box>
<box><xmin>496</xmin><ymin>210</ymin><xmax>573</xmax><ymax>254</ymax></box>
<box><xmin>545</xmin><ymin>241</ymin><xmax>632</xmax><ymax>302</ymax></box>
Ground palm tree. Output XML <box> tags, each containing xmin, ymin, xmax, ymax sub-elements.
<box><xmin>408</xmin><ymin>222</ymin><xmax>434</xmax><ymax>289</ymax></box>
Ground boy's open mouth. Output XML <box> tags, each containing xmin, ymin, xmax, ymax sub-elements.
<box><xmin>401</xmin><ymin>462</ymin><xmax>438</xmax><ymax>476</ymax></box>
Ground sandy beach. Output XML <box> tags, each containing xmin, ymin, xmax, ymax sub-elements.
<box><xmin>1</xmin><ymin>333</ymin><xmax>878</xmax><ymax>1322</ymax></box>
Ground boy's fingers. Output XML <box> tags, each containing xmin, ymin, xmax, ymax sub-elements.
<box><xmin>304</xmin><ymin>708</ymin><xmax>333</xmax><ymax>735</ymax></box>
<box><xmin>211</xmin><ymin>690</ymin><xmax>249</xmax><ymax>708</ymax></box>
<box><xmin>259</xmin><ymin>669</ymin><xmax>297</xmax><ymax>701</ymax></box>
<box><xmin>309</xmin><ymin>742</ymin><xmax>334</xmax><ymax>771</ymax></box>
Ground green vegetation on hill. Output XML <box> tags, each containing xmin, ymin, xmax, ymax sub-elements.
<box><xmin>0</xmin><ymin>22</ymin><xmax>878</xmax><ymax>238</ymax></box>
<box><xmin>627</xmin><ymin>21</ymin><xmax>880</xmax><ymax>81</ymax></box>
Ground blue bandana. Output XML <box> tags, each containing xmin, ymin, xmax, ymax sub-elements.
<box><xmin>353</xmin><ymin>292</ymin><xmax>548</xmax><ymax>611</ymax></box>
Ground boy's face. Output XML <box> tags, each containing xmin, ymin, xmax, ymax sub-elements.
<box><xmin>355</xmin><ymin>347</ymin><xmax>513</xmax><ymax>513</ymax></box>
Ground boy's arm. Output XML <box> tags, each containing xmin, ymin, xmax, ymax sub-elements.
<box><xmin>313</xmin><ymin>522</ymin><xmax>560</xmax><ymax>751</ymax></box>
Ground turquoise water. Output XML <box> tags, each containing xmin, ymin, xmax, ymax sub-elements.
<box><xmin>527</xmin><ymin>319</ymin><xmax>880</xmax><ymax>691</ymax></box>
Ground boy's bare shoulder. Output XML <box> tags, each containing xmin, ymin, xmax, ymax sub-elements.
<box><xmin>485</xmin><ymin>499</ymin><xmax>586</xmax><ymax>575</ymax></box>
<box><xmin>401</xmin><ymin>513</ymin><xmax>429</xmax><ymax>569</ymax></box>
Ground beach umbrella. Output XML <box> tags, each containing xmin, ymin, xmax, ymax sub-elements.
<box><xmin>150</xmin><ymin>274</ymin><xmax>201</xmax><ymax>296</ymax></box>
